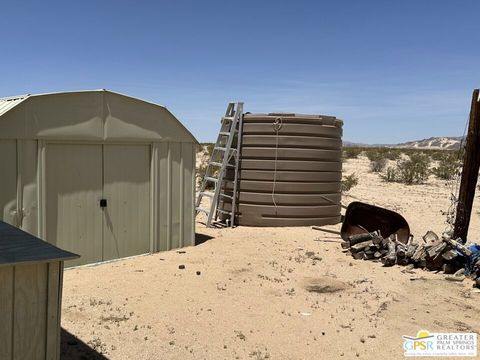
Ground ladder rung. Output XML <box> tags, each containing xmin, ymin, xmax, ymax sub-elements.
<box><xmin>200</xmin><ymin>191</ymin><xmax>214</xmax><ymax>198</ymax></box>
<box><xmin>214</xmin><ymin>147</ymin><xmax>237</xmax><ymax>152</ymax></box>
<box><xmin>205</xmin><ymin>176</ymin><xmax>218</xmax><ymax>183</ymax></box>
<box><xmin>196</xmin><ymin>207</ymin><xmax>210</xmax><ymax>214</ymax></box>
<box><xmin>219</xmin><ymin>193</ymin><xmax>233</xmax><ymax>200</ymax></box>
<box><xmin>222</xmin><ymin>116</ymin><xmax>234</xmax><ymax>121</ymax></box>
<box><xmin>216</xmin><ymin>209</ymin><xmax>232</xmax><ymax>215</ymax></box>
<box><xmin>219</xmin><ymin>131</ymin><xmax>230</xmax><ymax>136</ymax></box>
<box><xmin>210</xmin><ymin>161</ymin><xmax>235</xmax><ymax>167</ymax></box>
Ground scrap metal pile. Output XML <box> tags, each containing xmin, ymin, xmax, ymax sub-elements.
<box><xmin>339</xmin><ymin>202</ymin><xmax>480</xmax><ymax>287</ymax></box>
<box><xmin>342</xmin><ymin>230</ymin><xmax>480</xmax><ymax>284</ymax></box>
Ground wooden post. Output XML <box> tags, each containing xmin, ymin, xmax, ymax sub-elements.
<box><xmin>453</xmin><ymin>89</ymin><xmax>480</xmax><ymax>242</ymax></box>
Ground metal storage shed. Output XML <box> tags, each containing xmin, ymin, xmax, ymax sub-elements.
<box><xmin>0</xmin><ymin>220</ymin><xmax>79</xmax><ymax>360</ymax></box>
<box><xmin>0</xmin><ymin>90</ymin><xmax>198</xmax><ymax>267</ymax></box>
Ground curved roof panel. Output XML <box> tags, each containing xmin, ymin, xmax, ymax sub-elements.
<box><xmin>0</xmin><ymin>90</ymin><xmax>198</xmax><ymax>143</ymax></box>
<box><xmin>0</xmin><ymin>94</ymin><xmax>30</xmax><ymax>117</ymax></box>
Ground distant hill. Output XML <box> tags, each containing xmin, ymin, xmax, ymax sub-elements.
<box><xmin>344</xmin><ymin>136</ymin><xmax>464</xmax><ymax>150</ymax></box>
<box><xmin>394</xmin><ymin>136</ymin><xmax>463</xmax><ymax>150</ymax></box>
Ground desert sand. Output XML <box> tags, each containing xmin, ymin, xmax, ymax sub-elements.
<box><xmin>61</xmin><ymin>155</ymin><xmax>480</xmax><ymax>359</ymax></box>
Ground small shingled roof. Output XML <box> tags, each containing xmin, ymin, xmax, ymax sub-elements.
<box><xmin>0</xmin><ymin>221</ymin><xmax>79</xmax><ymax>266</ymax></box>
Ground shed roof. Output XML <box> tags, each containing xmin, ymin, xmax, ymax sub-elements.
<box><xmin>0</xmin><ymin>94</ymin><xmax>29</xmax><ymax>117</ymax></box>
<box><xmin>0</xmin><ymin>89</ymin><xmax>198</xmax><ymax>144</ymax></box>
<box><xmin>0</xmin><ymin>221</ymin><xmax>79</xmax><ymax>266</ymax></box>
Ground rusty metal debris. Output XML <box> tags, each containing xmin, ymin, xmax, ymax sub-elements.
<box><xmin>340</xmin><ymin>202</ymin><xmax>410</xmax><ymax>244</ymax></box>
<box><xmin>311</xmin><ymin>200</ymin><xmax>480</xmax><ymax>287</ymax></box>
<box><xmin>342</xmin><ymin>227</ymin><xmax>480</xmax><ymax>287</ymax></box>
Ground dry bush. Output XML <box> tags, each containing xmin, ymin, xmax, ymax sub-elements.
<box><xmin>430</xmin><ymin>150</ymin><xmax>446</xmax><ymax>161</ymax></box>
<box><xmin>384</xmin><ymin>149</ymin><xmax>401</xmax><ymax>160</ymax></box>
<box><xmin>364</xmin><ymin>149</ymin><xmax>387</xmax><ymax>172</ymax></box>
<box><xmin>343</xmin><ymin>147</ymin><xmax>363</xmax><ymax>159</ymax></box>
<box><xmin>396</xmin><ymin>153</ymin><xmax>431</xmax><ymax>185</ymax></box>
<box><xmin>196</xmin><ymin>164</ymin><xmax>208</xmax><ymax>187</ymax></box>
<box><xmin>365</xmin><ymin>147</ymin><xmax>401</xmax><ymax>161</ymax></box>
<box><xmin>341</xmin><ymin>173</ymin><xmax>359</xmax><ymax>193</ymax></box>
<box><xmin>370</xmin><ymin>158</ymin><xmax>387</xmax><ymax>173</ymax></box>
<box><xmin>432</xmin><ymin>152</ymin><xmax>461</xmax><ymax>180</ymax></box>
<box><xmin>382</xmin><ymin>166</ymin><xmax>398</xmax><ymax>182</ymax></box>
<box><xmin>202</xmin><ymin>143</ymin><xmax>215</xmax><ymax>156</ymax></box>
<box><xmin>364</xmin><ymin>149</ymin><xmax>381</xmax><ymax>162</ymax></box>
<box><xmin>198</xmin><ymin>142</ymin><xmax>214</xmax><ymax>154</ymax></box>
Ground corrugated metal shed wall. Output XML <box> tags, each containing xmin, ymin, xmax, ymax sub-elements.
<box><xmin>0</xmin><ymin>262</ymin><xmax>64</xmax><ymax>360</ymax></box>
<box><xmin>0</xmin><ymin>221</ymin><xmax>78</xmax><ymax>360</ymax></box>
<box><xmin>0</xmin><ymin>139</ymin><xmax>196</xmax><ymax>263</ymax></box>
<box><xmin>156</xmin><ymin>142</ymin><xmax>195</xmax><ymax>251</ymax></box>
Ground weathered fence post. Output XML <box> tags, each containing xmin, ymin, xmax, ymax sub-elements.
<box><xmin>453</xmin><ymin>89</ymin><xmax>480</xmax><ymax>242</ymax></box>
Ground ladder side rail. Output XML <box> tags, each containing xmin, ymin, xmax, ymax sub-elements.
<box><xmin>230</xmin><ymin>102</ymin><xmax>244</xmax><ymax>227</ymax></box>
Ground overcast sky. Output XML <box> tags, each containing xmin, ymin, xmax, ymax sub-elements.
<box><xmin>1</xmin><ymin>0</ymin><xmax>479</xmax><ymax>143</ymax></box>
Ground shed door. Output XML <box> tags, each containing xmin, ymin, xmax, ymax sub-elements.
<box><xmin>102</xmin><ymin>145</ymin><xmax>151</xmax><ymax>261</ymax></box>
<box><xmin>45</xmin><ymin>144</ymin><xmax>103</xmax><ymax>267</ymax></box>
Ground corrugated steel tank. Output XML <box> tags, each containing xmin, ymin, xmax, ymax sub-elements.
<box><xmin>221</xmin><ymin>112</ymin><xmax>343</xmax><ymax>226</ymax></box>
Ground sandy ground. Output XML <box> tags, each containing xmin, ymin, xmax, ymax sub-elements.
<box><xmin>61</xmin><ymin>156</ymin><xmax>480</xmax><ymax>359</ymax></box>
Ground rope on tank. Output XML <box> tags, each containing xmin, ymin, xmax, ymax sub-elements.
<box><xmin>272</xmin><ymin>117</ymin><xmax>283</xmax><ymax>214</ymax></box>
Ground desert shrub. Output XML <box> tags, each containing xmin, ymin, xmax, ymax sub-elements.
<box><xmin>342</xmin><ymin>147</ymin><xmax>362</xmax><ymax>159</ymax></box>
<box><xmin>396</xmin><ymin>153</ymin><xmax>431</xmax><ymax>185</ymax></box>
<box><xmin>370</xmin><ymin>158</ymin><xmax>387</xmax><ymax>173</ymax></box>
<box><xmin>430</xmin><ymin>150</ymin><xmax>446</xmax><ymax>161</ymax></box>
<box><xmin>382</xmin><ymin>166</ymin><xmax>398</xmax><ymax>182</ymax></box>
<box><xmin>364</xmin><ymin>149</ymin><xmax>381</xmax><ymax>162</ymax></box>
<box><xmin>400</xmin><ymin>148</ymin><xmax>415</xmax><ymax>157</ymax></box>
<box><xmin>199</xmin><ymin>142</ymin><xmax>215</xmax><ymax>155</ymax></box>
<box><xmin>384</xmin><ymin>149</ymin><xmax>401</xmax><ymax>161</ymax></box>
<box><xmin>205</xmin><ymin>143</ymin><xmax>215</xmax><ymax>156</ymax></box>
<box><xmin>401</xmin><ymin>148</ymin><xmax>432</xmax><ymax>159</ymax></box>
<box><xmin>364</xmin><ymin>147</ymin><xmax>401</xmax><ymax>161</ymax></box>
<box><xmin>364</xmin><ymin>149</ymin><xmax>387</xmax><ymax>172</ymax></box>
<box><xmin>196</xmin><ymin>164</ymin><xmax>207</xmax><ymax>186</ymax></box>
<box><xmin>196</xmin><ymin>164</ymin><xmax>217</xmax><ymax>189</ymax></box>
<box><xmin>341</xmin><ymin>173</ymin><xmax>359</xmax><ymax>193</ymax></box>
<box><xmin>432</xmin><ymin>152</ymin><xmax>461</xmax><ymax>180</ymax></box>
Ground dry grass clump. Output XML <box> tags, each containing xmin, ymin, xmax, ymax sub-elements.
<box><xmin>341</xmin><ymin>173</ymin><xmax>359</xmax><ymax>192</ymax></box>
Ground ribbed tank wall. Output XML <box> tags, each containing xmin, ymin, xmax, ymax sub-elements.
<box><xmin>221</xmin><ymin>113</ymin><xmax>343</xmax><ymax>227</ymax></box>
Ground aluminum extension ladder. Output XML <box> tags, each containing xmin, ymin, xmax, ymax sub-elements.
<box><xmin>195</xmin><ymin>102</ymin><xmax>244</xmax><ymax>227</ymax></box>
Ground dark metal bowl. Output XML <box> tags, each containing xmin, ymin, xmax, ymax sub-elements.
<box><xmin>340</xmin><ymin>201</ymin><xmax>411</xmax><ymax>244</ymax></box>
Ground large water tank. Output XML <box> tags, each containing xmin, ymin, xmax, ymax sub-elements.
<box><xmin>221</xmin><ymin>112</ymin><xmax>343</xmax><ymax>226</ymax></box>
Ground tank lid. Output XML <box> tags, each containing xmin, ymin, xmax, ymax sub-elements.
<box><xmin>243</xmin><ymin>113</ymin><xmax>343</xmax><ymax>128</ymax></box>
<box><xmin>245</xmin><ymin>112</ymin><xmax>335</xmax><ymax>118</ymax></box>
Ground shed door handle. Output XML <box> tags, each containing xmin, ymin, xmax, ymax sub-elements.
<box><xmin>100</xmin><ymin>199</ymin><xmax>107</xmax><ymax>208</ymax></box>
